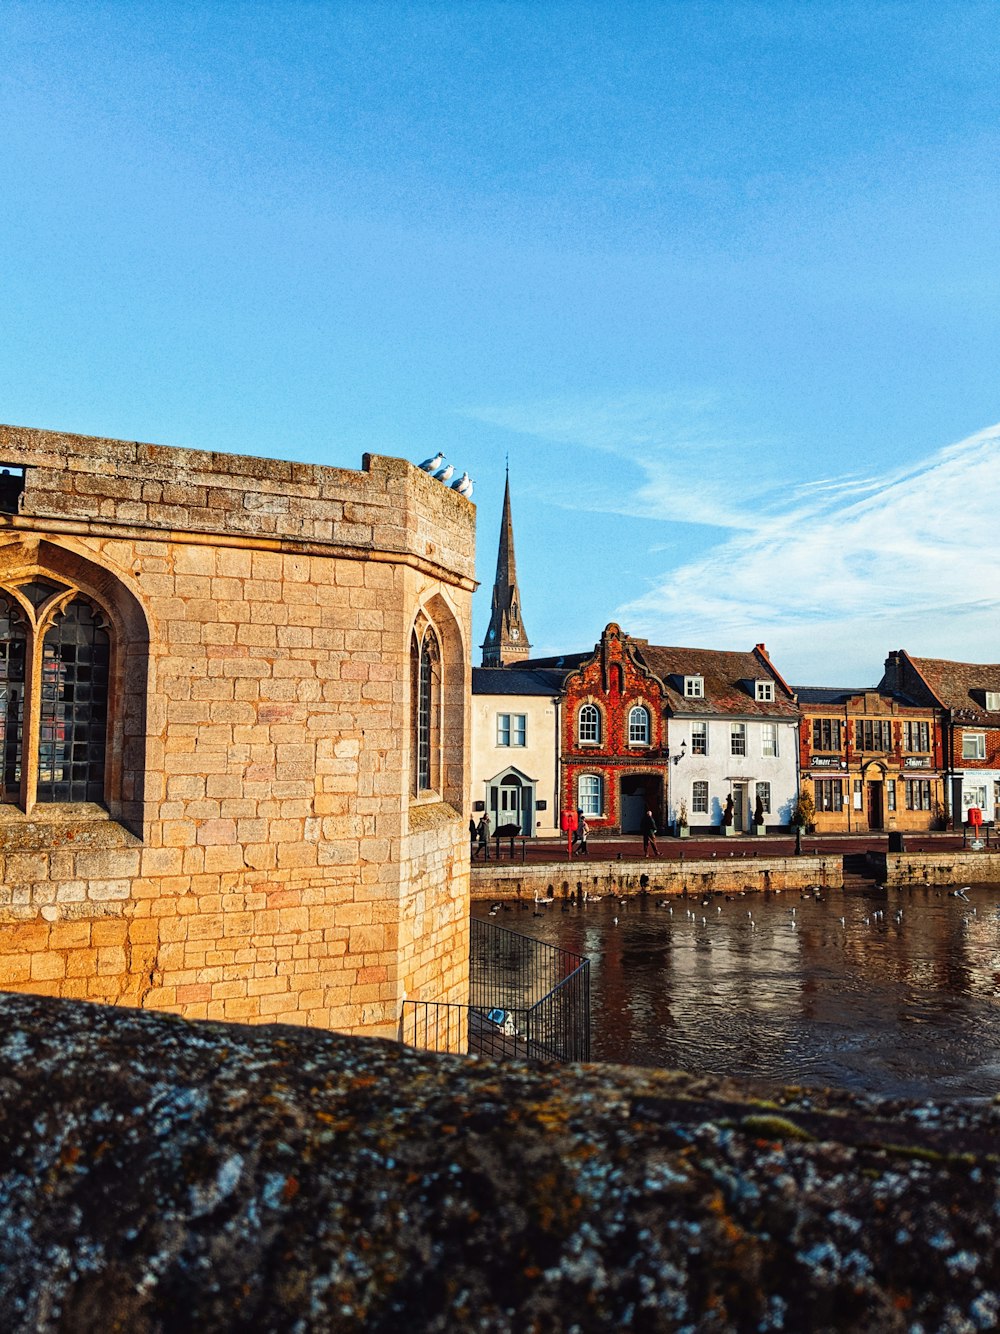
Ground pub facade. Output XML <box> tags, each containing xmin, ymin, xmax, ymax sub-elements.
<box><xmin>796</xmin><ymin>685</ymin><xmax>944</xmax><ymax>833</ymax></box>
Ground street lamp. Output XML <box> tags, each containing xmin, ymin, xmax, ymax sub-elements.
<box><xmin>666</xmin><ymin>740</ymin><xmax>687</xmax><ymax>766</ymax></box>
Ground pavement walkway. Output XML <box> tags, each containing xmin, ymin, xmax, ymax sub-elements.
<box><xmin>472</xmin><ymin>829</ymin><xmax>975</xmax><ymax>867</ymax></box>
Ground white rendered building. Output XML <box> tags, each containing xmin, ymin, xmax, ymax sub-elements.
<box><xmin>471</xmin><ymin>667</ymin><xmax>563</xmax><ymax>837</ymax></box>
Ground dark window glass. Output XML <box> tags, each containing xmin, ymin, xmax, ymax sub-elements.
<box><xmin>417</xmin><ymin>631</ymin><xmax>438</xmax><ymax>791</ymax></box>
<box><xmin>38</xmin><ymin>599</ymin><xmax>109</xmax><ymax>803</ymax></box>
<box><xmin>904</xmin><ymin>721</ymin><xmax>930</xmax><ymax>752</ymax></box>
<box><xmin>0</xmin><ymin>596</ymin><xmax>26</xmax><ymax>798</ymax></box>
<box><xmin>816</xmin><ymin>779</ymin><xmax>844</xmax><ymax>812</ymax></box>
<box><xmin>18</xmin><ymin>579</ymin><xmax>66</xmax><ymax>610</ymax></box>
<box><xmin>856</xmin><ymin>720</ymin><xmax>892</xmax><ymax>751</ymax></box>
<box><xmin>812</xmin><ymin>719</ymin><xmax>842</xmax><ymax>751</ymax></box>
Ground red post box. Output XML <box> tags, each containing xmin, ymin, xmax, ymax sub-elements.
<box><xmin>969</xmin><ymin>806</ymin><xmax>983</xmax><ymax>829</ymax></box>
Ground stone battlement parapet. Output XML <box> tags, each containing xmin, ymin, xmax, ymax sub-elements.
<box><xmin>0</xmin><ymin>423</ymin><xmax>476</xmax><ymax>582</ymax></box>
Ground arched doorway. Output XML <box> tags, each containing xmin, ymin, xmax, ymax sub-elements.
<box><xmin>861</xmin><ymin>759</ymin><xmax>888</xmax><ymax>832</ymax></box>
<box><xmin>486</xmin><ymin>766</ymin><xmax>536</xmax><ymax>836</ymax></box>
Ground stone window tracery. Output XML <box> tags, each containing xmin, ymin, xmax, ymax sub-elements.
<box><xmin>0</xmin><ymin>582</ymin><xmax>110</xmax><ymax>808</ymax></box>
<box><xmin>414</xmin><ymin>626</ymin><xmax>441</xmax><ymax>794</ymax></box>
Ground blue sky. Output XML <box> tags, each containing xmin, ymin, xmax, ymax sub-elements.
<box><xmin>4</xmin><ymin>2</ymin><xmax>999</xmax><ymax>682</ymax></box>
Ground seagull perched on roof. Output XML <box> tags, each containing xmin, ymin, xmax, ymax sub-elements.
<box><xmin>418</xmin><ymin>451</ymin><xmax>444</xmax><ymax>472</ymax></box>
<box><xmin>433</xmin><ymin>462</ymin><xmax>455</xmax><ymax>483</ymax></box>
<box><xmin>450</xmin><ymin>472</ymin><xmax>474</xmax><ymax>498</ymax></box>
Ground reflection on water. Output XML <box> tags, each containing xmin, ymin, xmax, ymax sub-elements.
<box><xmin>475</xmin><ymin>884</ymin><xmax>1000</xmax><ymax>1100</ymax></box>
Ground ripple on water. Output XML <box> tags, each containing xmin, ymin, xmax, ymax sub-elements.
<box><xmin>477</xmin><ymin>884</ymin><xmax>1000</xmax><ymax>1099</ymax></box>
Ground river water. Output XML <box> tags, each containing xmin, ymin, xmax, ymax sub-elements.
<box><xmin>474</xmin><ymin>883</ymin><xmax>1000</xmax><ymax>1100</ymax></box>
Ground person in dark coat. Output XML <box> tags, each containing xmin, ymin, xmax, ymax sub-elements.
<box><xmin>474</xmin><ymin>812</ymin><xmax>491</xmax><ymax>860</ymax></box>
<box><xmin>640</xmin><ymin>809</ymin><xmax>659</xmax><ymax>858</ymax></box>
<box><xmin>573</xmin><ymin>810</ymin><xmax>589</xmax><ymax>856</ymax></box>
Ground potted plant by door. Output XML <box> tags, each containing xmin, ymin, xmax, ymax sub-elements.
<box><xmin>753</xmin><ymin>794</ymin><xmax>766</xmax><ymax>836</ymax></box>
<box><xmin>676</xmin><ymin>799</ymin><xmax>689</xmax><ymax>838</ymax></box>
<box><xmin>791</xmin><ymin>790</ymin><xmax>815</xmax><ymax>834</ymax></box>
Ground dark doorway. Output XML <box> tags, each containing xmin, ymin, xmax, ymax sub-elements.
<box><xmin>867</xmin><ymin>781</ymin><xmax>884</xmax><ymax>831</ymax></box>
<box><xmin>733</xmin><ymin>782</ymin><xmax>749</xmax><ymax>832</ymax></box>
<box><xmin>619</xmin><ymin>774</ymin><xmax>662</xmax><ymax>833</ymax></box>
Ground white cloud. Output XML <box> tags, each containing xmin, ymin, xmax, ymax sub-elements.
<box><xmin>464</xmin><ymin>391</ymin><xmax>781</xmax><ymax>530</ymax></box>
<box><xmin>466</xmin><ymin>392</ymin><xmax>1000</xmax><ymax>680</ymax></box>
<box><xmin>617</xmin><ymin>422</ymin><xmax>1000</xmax><ymax>681</ymax></box>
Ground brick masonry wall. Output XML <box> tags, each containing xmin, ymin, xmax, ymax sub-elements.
<box><xmin>0</xmin><ymin>425</ymin><xmax>474</xmax><ymax>1039</ymax></box>
<box><xmin>560</xmin><ymin>624</ymin><xmax>668</xmax><ymax>831</ymax></box>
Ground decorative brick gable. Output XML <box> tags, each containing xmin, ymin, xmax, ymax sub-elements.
<box><xmin>560</xmin><ymin>624</ymin><xmax>668</xmax><ymax>831</ymax></box>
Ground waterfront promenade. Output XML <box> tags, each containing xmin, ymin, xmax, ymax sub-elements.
<box><xmin>471</xmin><ymin>829</ymin><xmax>993</xmax><ymax>897</ymax></box>
<box><xmin>473</xmin><ymin>829</ymin><xmax>969</xmax><ymax>865</ymax></box>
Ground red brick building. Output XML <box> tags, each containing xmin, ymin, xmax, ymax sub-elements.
<box><xmin>881</xmin><ymin>652</ymin><xmax>1000</xmax><ymax>829</ymax></box>
<box><xmin>557</xmin><ymin>623</ymin><xmax>670</xmax><ymax>832</ymax></box>
<box><xmin>519</xmin><ymin>623</ymin><xmax>799</xmax><ymax>834</ymax></box>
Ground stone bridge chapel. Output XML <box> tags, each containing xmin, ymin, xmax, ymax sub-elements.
<box><xmin>0</xmin><ymin>424</ymin><xmax>475</xmax><ymax>1039</ymax></box>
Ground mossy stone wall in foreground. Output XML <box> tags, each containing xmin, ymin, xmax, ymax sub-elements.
<box><xmin>1</xmin><ymin>990</ymin><xmax>999</xmax><ymax>1332</ymax></box>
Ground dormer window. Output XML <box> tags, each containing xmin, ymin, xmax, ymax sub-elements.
<box><xmin>684</xmin><ymin>675</ymin><xmax>704</xmax><ymax>699</ymax></box>
<box><xmin>755</xmin><ymin>680</ymin><xmax>774</xmax><ymax>702</ymax></box>
<box><xmin>986</xmin><ymin>692</ymin><xmax>1000</xmax><ymax>712</ymax></box>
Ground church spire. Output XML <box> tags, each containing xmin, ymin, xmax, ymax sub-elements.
<box><xmin>481</xmin><ymin>467</ymin><xmax>531</xmax><ymax>666</ymax></box>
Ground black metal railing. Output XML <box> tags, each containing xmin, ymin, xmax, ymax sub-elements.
<box><xmin>524</xmin><ymin>964</ymin><xmax>591</xmax><ymax>1064</ymax></box>
<box><xmin>401</xmin><ymin>917</ymin><xmax>590</xmax><ymax>1065</ymax></box>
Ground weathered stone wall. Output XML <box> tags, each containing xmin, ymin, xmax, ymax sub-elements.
<box><xmin>3</xmin><ymin>990</ymin><xmax>999</xmax><ymax>1333</ymax></box>
<box><xmin>472</xmin><ymin>854</ymin><xmax>843</xmax><ymax>900</ymax></box>
<box><xmin>876</xmin><ymin>848</ymin><xmax>1000</xmax><ymax>886</ymax></box>
<box><xmin>0</xmin><ymin>424</ymin><xmax>475</xmax><ymax>1038</ymax></box>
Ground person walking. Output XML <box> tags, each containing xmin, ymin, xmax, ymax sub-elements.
<box><xmin>475</xmin><ymin>812</ymin><xmax>491</xmax><ymax>860</ymax></box>
<box><xmin>640</xmin><ymin>808</ymin><xmax>659</xmax><ymax>858</ymax></box>
<box><xmin>573</xmin><ymin>811</ymin><xmax>589</xmax><ymax>856</ymax></box>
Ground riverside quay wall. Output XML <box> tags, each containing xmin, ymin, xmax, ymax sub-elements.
<box><xmin>472</xmin><ymin>854</ymin><xmax>843</xmax><ymax>900</ymax></box>
<box><xmin>4</xmin><ymin>990</ymin><xmax>1000</xmax><ymax>1332</ymax></box>
<box><xmin>0</xmin><ymin>423</ymin><xmax>475</xmax><ymax>1039</ymax></box>
<box><xmin>875</xmin><ymin>848</ymin><xmax>1000</xmax><ymax>886</ymax></box>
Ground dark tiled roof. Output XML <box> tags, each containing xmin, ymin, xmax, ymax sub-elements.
<box><xmin>472</xmin><ymin>667</ymin><xmax>567</xmax><ymax>697</ymax></box>
<box><xmin>511</xmin><ymin>654</ymin><xmax>589</xmax><ymax>672</ymax></box>
<box><xmin>905</xmin><ymin>656</ymin><xmax>1000</xmax><ymax>718</ymax></box>
<box><xmin>635</xmin><ymin>645</ymin><xmax>799</xmax><ymax>719</ymax></box>
<box><xmin>795</xmin><ymin>687</ymin><xmax>872</xmax><ymax>705</ymax></box>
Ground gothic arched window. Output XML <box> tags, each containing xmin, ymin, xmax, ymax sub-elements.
<box><xmin>38</xmin><ymin>599</ymin><xmax>110</xmax><ymax>803</ymax></box>
<box><xmin>414</xmin><ymin>626</ymin><xmax>441</xmax><ymax>794</ymax></box>
<box><xmin>0</xmin><ymin>583</ymin><xmax>110</xmax><ymax>808</ymax></box>
<box><xmin>0</xmin><ymin>594</ymin><xmax>26</xmax><ymax>800</ymax></box>
<box><xmin>578</xmin><ymin>703</ymin><xmax>601</xmax><ymax>745</ymax></box>
<box><xmin>628</xmin><ymin>705</ymin><xmax>650</xmax><ymax>746</ymax></box>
